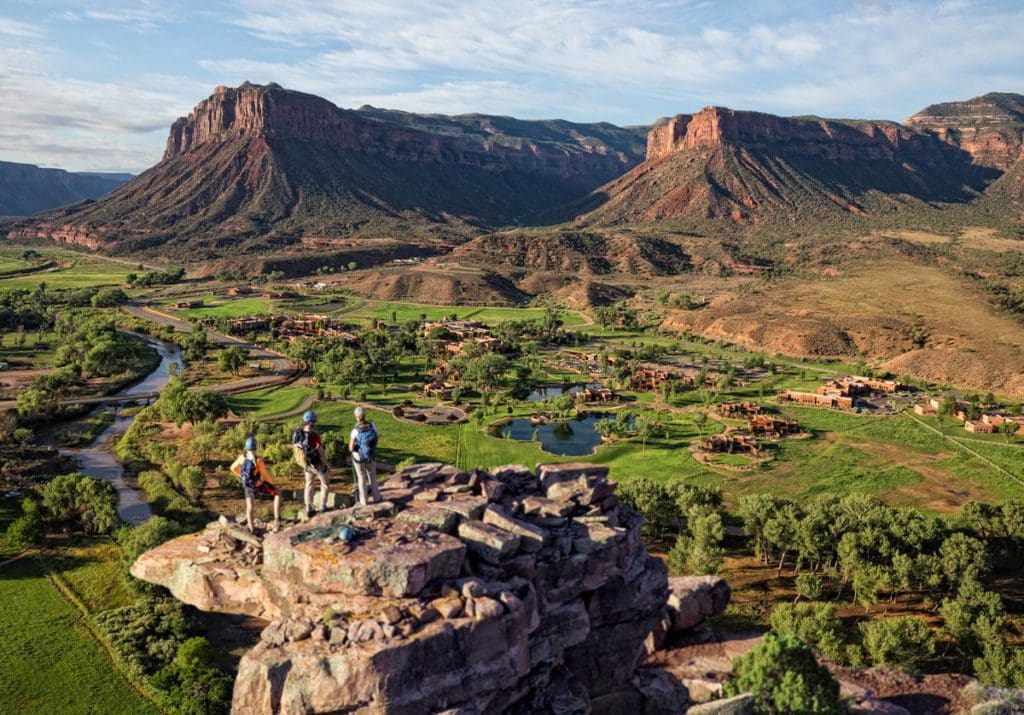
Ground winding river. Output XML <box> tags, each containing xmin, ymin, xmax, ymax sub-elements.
<box><xmin>59</xmin><ymin>339</ymin><xmax>183</xmax><ymax>525</ymax></box>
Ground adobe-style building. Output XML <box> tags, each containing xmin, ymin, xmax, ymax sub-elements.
<box><xmin>719</xmin><ymin>402</ymin><xmax>762</xmax><ymax>418</ymax></box>
<box><xmin>174</xmin><ymin>299</ymin><xmax>203</xmax><ymax>309</ymax></box>
<box><xmin>748</xmin><ymin>414</ymin><xmax>801</xmax><ymax>438</ymax></box>
<box><xmin>701</xmin><ymin>433</ymin><xmax>761</xmax><ymax>457</ymax></box>
<box><xmin>227</xmin><ymin>286</ymin><xmax>253</xmax><ymax>296</ymax></box>
<box><xmin>779</xmin><ymin>390</ymin><xmax>854</xmax><ymax>410</ymax></box>
<box><xmin>576</xmin><ymin>386</ymin><xmax>616</xmax><ymax>404</ymax></box>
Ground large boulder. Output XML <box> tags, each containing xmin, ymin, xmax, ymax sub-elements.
<box><xmin>132</xmin><ymin>462</ymin><xmax>667</xmax><ymax>713</ymax></box>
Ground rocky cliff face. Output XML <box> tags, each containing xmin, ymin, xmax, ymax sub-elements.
<box><xmin>906</xmin><ymin>92</ymin><xmax>1024</xmax><ymax>170</ymax></box>
<box><xmin>577</xmin><ymin>104</ymin><xmax>1001</xmax><ymax>227</ymax></box>
<box><xmin>6</xmin><ymin>83</ymin><xmax>645</xmax><ymax>256</ymax></box>
<box><xmin>133</xmin><ymin>462</ymin><xmax>669</xmax><ymax>713</ymax></box>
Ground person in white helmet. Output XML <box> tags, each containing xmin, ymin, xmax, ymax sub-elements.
<box><xmin>349</xmin><ymin>406</ymin><xmax>381</xmax><ymax>506</ymax></box>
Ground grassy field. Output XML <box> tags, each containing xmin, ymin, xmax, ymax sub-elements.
<box><xmin>0</xmin><ymin>557</ymin><xmax>156</xmax><ymax>714</ymax></box>
<box><xmin>41</xmin><ymin>537</ymin><xmax>136</xmax><ymax>613</ymax></box>
<box><xmin>228</xmin><ymin>386</ymin><xmax>316</xmax><ymax>418</ymax></box>
<box><xmin>0</xmin><ymin>256</ymin><xmax>130</xmax><ymax>290</ymax></box>
<box><xmin>344</xmin><ymin>300</ymin><xmax>588</xmax><ymax>327</ymax></box>
<box><xmin>170</xmin><ymin>295</ymin><xmax>272</xmax><ymax>319</ymax></box>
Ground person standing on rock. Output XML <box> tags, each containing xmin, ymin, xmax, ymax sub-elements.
<box><xmin>230</xmin><ymin>436</ymin><xmax>281</xmax><ymax>533</ymax></box>
<box><xmin>349</xmin><ymin>406</ymin><xmax>381</xmax><ymax>506</ymax></box>
<box><xmin>293</xmin><ymin>410</ymin><xmax>330</xmax><ymax>516</ymax></box>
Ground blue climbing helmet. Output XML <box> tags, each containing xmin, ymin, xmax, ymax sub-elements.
<box><xmin>244</xmin><ymin>436</ymin><xmax>257</xmax><ymax>451</ymax></box>
<box><xmin>303</xmin><ymin>410</ymin><xmax>317</xmax><ymax>424</ymax></box>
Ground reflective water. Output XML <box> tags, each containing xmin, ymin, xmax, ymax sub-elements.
<box><xmin>524</xmin><ymin>383</ymin><xmax>603</xmax><ymax>403</ymax></box>
<box><xmin>494</xmin><ymin>412</ymin><xmax>613</xmax><ymax>456</ymax></box>
<box><xmin>60</xmin><ymin>338</ymin><xmax>182</xmax><ymax>524</ymax></box>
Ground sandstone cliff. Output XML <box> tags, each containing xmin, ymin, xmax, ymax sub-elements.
<box><xmin>578</xmin><ymin>105</ymin><xmax>1000</xmax><ymax>228</ymax></box>
<box><xmin>905</xmin><ymin>92</ymin><xmax>1024</xmax><ymax>171</ymax></box>
<box><xmin>6</xmin><ymin>83</ymin><xmax>644</xmax><ymax>256</ymax></box>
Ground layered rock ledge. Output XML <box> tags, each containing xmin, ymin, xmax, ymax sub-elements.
<box><xmin>133</xmin><ymin>462</ymin><xmax>671</xmax><ymax>714</ymax></box>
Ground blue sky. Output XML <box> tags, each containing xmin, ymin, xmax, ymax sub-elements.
<box><xmin>1</xmin><ymin>0</ymin><xmax>1022</xmax><ymax>172</ymax></box>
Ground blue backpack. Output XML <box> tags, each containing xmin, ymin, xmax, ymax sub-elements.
<box><xmin>240</xmin><ymin>457</ymin><xmax>258</xmax><ymax>489</ymax></box>
<box><xmin>354</xmin><ymin>423</ymin><xmax>378</xmax><ymax>462</ymax></box>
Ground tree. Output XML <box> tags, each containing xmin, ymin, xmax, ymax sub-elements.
<box><xmin>617</xmin><ymin>476</ymin><xmax>679</xmax><ymax>537</ymax></box>
<box><xmin>462</xmin><ymin>352</ymin><xmax>509</xmax><ymax>392</ymax></box>
<box><xmin>939</xmin><ymin>532</ymin><xmax>989</xmax><ymax>587</ymax></box>
<box><xmin>634</xmin><ymin>412</ymin><xmax>666</xmax><ymax>455</ymax></box>
<box><xmin>795</xmin><ymin>573</ymin><xmax>825</xmax><ymax>603</ymax></box>
<box><xmin>217</xmin><ymin>345</ymin><xmax>247</xmax><ymax>375</ymax></box>
<box><xmin>90</xmin><ymin>287</ymin><xmax>129</xmax><ymax>308</ymax></box>
<box><xmin>5</xmin><ymin>497</ymin><xmax>43</xmax><ymax>549</ymax></box>
<box><xmin>724</xmin><ymin>633</ymin><xmax>842</xmax><ymax>714</ymax></box>
<box><xmin>180</xmin><ymin>330</ymin><xmax>210</xmax><ymax>363</ymax></box>
<box><xmin>41</xmin><ymin>473</ymin><xmax>119</xmax><ymax>534</ymax></box>
<box><xmin>769</xmin><ymin>602</ymin><xmax>846</xmax><ymax>663</ymax></box>
<box><xmin>860</xmin><ymin>617</ymin><xmax>936</xmax><ymax>673</ymax></box>
<box><xmin>686</xmin><ymin>509</ymin><xmax>724</xmax><ymax>575</ymax></box>
<box><xmin>1001</xmin><ymin>420</ymin><xmax>1020</xmax><ymax>443</ymax></box>
<box><xmin>158</xmin><ymin>378</ymin><xmax>228</xmax><ymax>426</ymax></box>
<box><xmin>941</xmin><ymin>580</ymin><xmax>1006</xmax><ymax>657</ymax></box>
<box><xmin>974</xmin><ymin>638</ymin><xmax>1024</xmax><ymax>689</ymax></box>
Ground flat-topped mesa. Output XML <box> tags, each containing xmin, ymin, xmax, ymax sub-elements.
<box><xmin>164</xmin><ymin>82</ymin><xmax>364</xmax><ymax>158</ymax></box>
<box><xmin>132</xmin><ymin>462</ymin><xmax>669</xmax><ymax>714</ymax></box>
<box><xmin>644</xmin><ymin>106</ymin><xmax>934</xmax><ymax>163</ymax></box>
<box><xmin>905</xmin><ymin>92</ymin><xmax>1024</xmax><ymax>171</ymax></box>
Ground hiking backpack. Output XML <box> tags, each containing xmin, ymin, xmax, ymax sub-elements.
<box><xmin>354</xmin><ymin>423</ymin><xmax>378</xmax><ymax>463</ymax></box>
<box><xmin>240</xmin><ymin>457</ymin><xmax>258</xmax><ymax>489</ymax></box>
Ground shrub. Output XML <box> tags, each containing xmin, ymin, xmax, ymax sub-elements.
<box><xmin>859</xmin><ymin>617</ymin><xmax>936</xmax><ymax>673</ymax></box>
<box><xmin>41</xmin><ymin>472</ymin><xmax>119</xmax><ymax>534</ymax></box>
<box><xmin>116</xmin><ymin>516</ymin><xmax>187</xmax><ymax>593</ymax></box>
<box><xmin>724</xmin><ymin>632</ymin><xmax>842</xmax><ymax>714</ymax></box>
<box><xmin>769</xmin><ymin>602</ymin><xmax>847</xmax><ymax>664</ymax></box>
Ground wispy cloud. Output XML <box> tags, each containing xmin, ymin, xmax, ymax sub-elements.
<box><xmin>0</xmin><ymin>0</ymin><xmax>1022</xmax><ymax>171</ymax></box>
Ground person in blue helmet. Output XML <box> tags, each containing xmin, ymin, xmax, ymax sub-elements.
<box><xmin>292</xmin><ymin>409</ymin><xmax>330</xmax><ymax>516</ymax></box>
<box><xmin>230</xmin><ymin>436</ymin><xmax>281</xmax><ymax>533</ymax></box>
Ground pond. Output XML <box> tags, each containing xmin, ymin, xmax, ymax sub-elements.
<box><xmin>524</xmin><ymin>383</ymin><xmax>603</xmax><ymax>403</ymax></box>
<box><xmin>493</xmin><ymin>412</ymin><xmax>613</xmax><ymax>456</ymax></box>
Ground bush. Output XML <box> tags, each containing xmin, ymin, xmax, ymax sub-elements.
<box><xmin>150</xmin><ymin>637</ymin><xmax>233</xmax><ymax>715</ymax></box>
<box><xmin>769</xmin><ymin>602</ymin><xmax>847</xmax><ymax>664</ymax></box>
<box><xmin>724</xmin><ymin>632</ymin><xmax>842</xmax><ymax>714</ymax></box>
<box><xmin>95</xmin><ymin>598</ymin><xmax>196</xmax><ymax>677</ymax></box>
<box><xmin>117</xmin><ymin>516</ymin><xmax>187</xmax><ymax>593</ymax></box>
<box><xmin>90</xmin><ymin>287</ymin><xmax>129</xmax><ymax>308</ymax></box>
<box><xmin>859</xmin><ymin>617</ymin><xmax>936</xmax><ymax>673</ymax></box>
<box><xmin>6</xmin><ymin>510</ymin><xmax>43</xmax><ymax>549</ymax></box>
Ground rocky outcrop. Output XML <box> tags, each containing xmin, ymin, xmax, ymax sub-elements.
<box><xmin>577</xmin><ymin>103</ymin><xmax>1002</xmax><ymax>228</ymax></box>
<box><xmin>906</xmin><ymin>92</ymin><xmax>1024</xmax><ymax>170</ymax></box>
<box><xmin>133</xmin><ymin>462</ymin><xmax>668</xmax><ymax>714</ymax></box>
<box><xmin>4</xmin><ymin>83</ymin><xmax>645</xmax><ymax>256</ymax></box>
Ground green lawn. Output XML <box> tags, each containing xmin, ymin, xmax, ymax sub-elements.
<box><xmin>228</xmin><ymin>386</ymin><xmax>316</xmax><ymax>418</ymax></box>
<box><xmin>0</xmin><ymin>330</ymin><xmax>59</xmax><ymax>367</ymax></box>
<box><xmin>171</xmin><ymin>295</ymin><xmax>272</xmax><ymax>319</ymax></box>
<box><xmin>0</xmin><ymin>558</ymin><xmax>157</xmax><ymax>714</ymax></box>
<box><xmin>0</xmin><ymin>258</ymin><xmax>130</xmax><ymax>290</ymax></box>
<box><xmin>40</xmin><ymin>538</ymin><xmax>136</xmax><ymax>613</ymax></box>
<box><xmin>345</xmin><ymin>300</ymin><xmax>587</xmax><ymax>327</ymax></box>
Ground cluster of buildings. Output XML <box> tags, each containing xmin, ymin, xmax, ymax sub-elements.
<box><xmin>699</xmin><ymin>402</ymin><xmax>803</xmax><ymax>459</ymax></box>
<box><xmin>207</xmin><ymin>314</ymin><xmax>358</xmax><ymax>342</ymax></box>
<box><xmin>423</xmin><ymin>320</ymin><xmax>507</xmax><ymax>356</ymax></box>
<box><xmin>914</xmin><ymin>398</ymin><xmax>1024</xmax><ymax>436</ymax></box>
<box><xmin>778</xmin><ymin>374</ymin><xmax>904</xmax><ymax>411</ymax></box>
<box><xmin>630</xmin><ymin>362</ymin><xmax>725</xmax><ymax>392</ymax></box>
